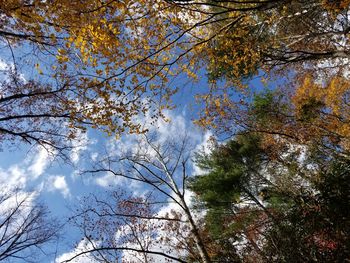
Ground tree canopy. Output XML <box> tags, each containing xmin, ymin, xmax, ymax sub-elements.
<box><xmin>1</xmin><ymin>1</ymin><xmax>350</xmax><ymax>262</ymax></box>
<box><xmin>190</xmin><ymin>136</ymin><xmax>350</xmax><ymax>262</ymax></box>
<box><xmin>3</xmin><ymin>0</ymin><xmax>350</xmax><ymax>146</ymax></box>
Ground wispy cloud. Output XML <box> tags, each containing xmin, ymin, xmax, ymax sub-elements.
<box><xmin>55</xmin><ymin>239</ymin><xmax>99</xmax><ymax>263</ymax></box>
<box><xmin>94</xmin><ymin>171</ymin><xmax>124</xmax><ymax>188</ymax></box>
<box><xmin>27</xmin><ymin>147</ymin><xmax>55</xmax><ymax>179</ymax></box>
<box><xmin>46</xmin><ymin>175</ymin><xmax>70</xmax><ymax>198</ymax></box>
<box><xmin>0</xmin><ymin>146</ymin><xmax>55</xmax><ymax>191</ymax></box>
<box><xmin>70</xmin><ymin>130</ymin><xmax>91</xmax><ymax>165</ymax></box>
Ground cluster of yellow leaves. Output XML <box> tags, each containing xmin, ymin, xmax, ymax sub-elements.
<box><xmin>294</xmin><ymin>76</ymin><xmax>349</xmax><ymax>115</ymax></box>
<box><xmin>195</xmin><ymin>92</ymin><xmax>243</xmax><ymax>131</ymax></box>
<box><xmin>293</xmin><ymin>75</ymin><xmax>350</xmax><ymax>150</ymax></box>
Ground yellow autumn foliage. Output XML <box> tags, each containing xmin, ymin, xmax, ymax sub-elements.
<box><xmin>1</xmin><ymin>0</ymin><xmax>350</xmax><ymax>138</ymax></box>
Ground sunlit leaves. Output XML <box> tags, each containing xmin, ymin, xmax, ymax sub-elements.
<box><xmin>3</xmin><ymin>0</ymin><xmax>350</xmax><ymax>143</ymax></box>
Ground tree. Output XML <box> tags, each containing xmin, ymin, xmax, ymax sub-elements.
<box><xmin>0</xmin><ymin>3</ymin><xmax>83</xmax><ymax>152</ymax></box>
<box><xmin>0</xmin><ymin>189</ymin><xmax>58</xmax><ymax>262</ymax></box>
<box><xmin>3</xmin><ymin>0</ymin><xmax>350</xmax><ymax>144</ymax></box>
<box><xmin>67</xmin><ymin>192</ymin><xmax>200</xmax><ymax>263</ymax></box>
<box><xmin>1</xmin><ymin>0</ymin><xmax>165</xmax><ymax>150</ymax></box>
<box><xmin>189</xmin><ymin>134</ymin><xmax>275</xmax><ymax>262</ymax></box>
<box><xmin>189</xmin><ymin>116</ymin><xmax>350</xmax><ymax>262</ymax></box>
<box><xmin>168</xmin><ymin>0</ymin><xmax>350</xmax><ymax>128</ymax></box>
<box><xmin>65</xmin><ymin>132</ymin><xmax>211</xmax><ymax>262</ymax></box>
<box><xmin>0</xmin><ymin>68</ymin><xmax>87</xmax><ymax>155</ymax></box>
<box><xmin>199</xmin><ymin>73</ymin><xmax>350</xmax><ymax>160</ymax></box>
<box><xmin>1</xmin><ymin>0</ymin><xmax>191</xmax><ymax>143</ymax></box>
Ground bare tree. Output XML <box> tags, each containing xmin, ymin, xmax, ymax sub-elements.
<box><xmin>0</xmin><ymin>189</ymin><xmax>58</xmax><ymax>262</ymax></box>
<box><xmin>66</xmin><ymin>132</ymin><xmax>211</xmax><ymax>263</ymax></box>
<box><xmin>0</xmin><ymin>69</ymin><xmax>87</xmax><ymax>156</ymax></box>
<box><xmin>0</xmin><ymin>5</ymin><xmax>82</xmax><ymax>154</ymax></box>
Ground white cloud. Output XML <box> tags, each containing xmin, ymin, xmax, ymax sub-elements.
<box><xmin>108</xmin><ymin>109</ymin><xmax>203</xmax><ymax>158</ymax></box>
<box><xmin>70</xmin><ymin>130</ymin><xmax>91</xmax><ymax>164</ymax></box>
<box><xmin>55</xmin><ymin>239</ymin><xmax>99</xmax><ymax>263</ymax></box>
<box><xmin>0</xmin><ymin>59</ymin><xmax>8</xmax><ymax>71</ymax></box>
<box><xmin>0</xmin><ymin>58</ymin><xmax>15</xmax><ymax>73</ymax></box>
<box><xmin>0</xmin><ymin>59</ymin><xmax>26</xmax><ymax>83</ymax></box>
<box><xmin>46</xmin><ymin>175</ymin><xmax>70</xmax><ymax>198</ymax></box>
<box><xmin>192</xmin><ymin>130</ymin><xmax>213</xmax><ymax>176</ymax></box>
<box><xmin>94</xmin><ymin>171</ymin><xmax>123</xmax><ymax>188</ymax></box>
<box><xmin>0</xmin><ymin>165</ymin><xmax>27</xmax><ymax>190</ymax></box>
<box><xmin>90</xmin><ymin>152</ymin><xmax>99</xmax><ymax>161</ymax></box>
<box><xmin>27</xmin><ymin>146</ymin><xmax>55</xmax><ymax>179</ymax></box>
<box><xmin>0</xmin><ymin>146</ymin><xmax>55</xmax><ymax>191</ymax></box>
